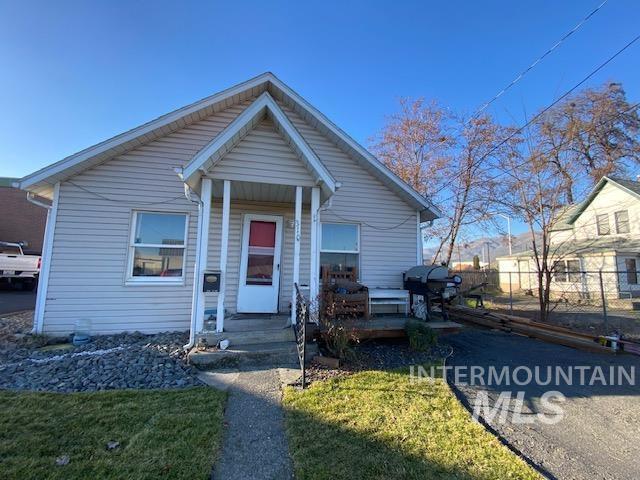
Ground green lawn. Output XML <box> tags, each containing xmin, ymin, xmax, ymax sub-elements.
<box><xmin>284</xmin><ymin>369</ymin><xmax>541</xmax><ymax>480</ymax></box>
<box><xmin>0</xmin><ymin>387</ymin><xmax>226</xmax><ymax>480</ymax></box>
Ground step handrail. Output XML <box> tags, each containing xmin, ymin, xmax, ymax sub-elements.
<box><xmin>293</xmin><ymin>284</ymin><xmax>307</xmax><ymax>388</ymax></box>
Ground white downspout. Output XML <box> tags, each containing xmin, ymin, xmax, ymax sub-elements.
<box><xmin>26</xmin><ymin>185</ymin><xmax>59</xmax><ymax>334</ymax></box>
<box><xmin>179</xmin><ymin>174</ymin><xmax>203</xmax><ymax>350</ymax></box>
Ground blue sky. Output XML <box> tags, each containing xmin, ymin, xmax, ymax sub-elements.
<box><xmin>1</xmin><ymin>0</ymin><xmax>638</xmax><ymax>235</ymax></box>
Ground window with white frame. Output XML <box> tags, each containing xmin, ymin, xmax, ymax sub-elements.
<box><xmin>596</xmin><ymin>213</ymin><xmax>610</xmax><ymax>235</ymax></box>
<box><xmin>320</xmin><ymin>223</ymin><xmax>359</xmax><ymax>277</ymax></box>
<box><xmin>553</xmin><ymin>259</ymin><xmax>581</xmax><ymax>283</ymax></box>
<box><xmin>128</xmin><ymin>212</ymin><xmax>188</xmax><ymax>282</ymax></box>
<box><xmin>615</xmin><ymin>210</ymin><xmax>630</xmax><ymax>234</ymax></box>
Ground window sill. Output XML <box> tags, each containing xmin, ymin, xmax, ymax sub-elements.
<box><xmin>125</xmin><ymin>278</ymin><xmax>186</xmax><ymax>287</ymax></box>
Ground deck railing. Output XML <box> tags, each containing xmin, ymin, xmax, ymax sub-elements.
<box><xmin>293</xmin><ymin>284</ymin><xmax>307</xmax><ymax>388</ymax></box>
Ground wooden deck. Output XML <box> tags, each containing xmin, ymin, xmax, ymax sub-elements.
<box><xmin>333</xmin><ymin>315</ymin><xmax>463</xmax><ymax>340</ymax></box>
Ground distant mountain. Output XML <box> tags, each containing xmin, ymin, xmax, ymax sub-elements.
<box><xmin>423</xmin><ymin>231</ymin><xmax>538</xmax><ymax>266</ymax></box>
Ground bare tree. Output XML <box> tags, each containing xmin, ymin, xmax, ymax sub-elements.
<box><xmin>371</xmin><ymin>98</ymin><xmax>452</xmax><ymax>197</ymax></box>
<box><xmin>371</xmin><ymin>99</ymin><xmax>514</xmax><ymax>265</ymax></box>
<box><xmin>490</xmin><ymin>86</ymin><xmax>639</xmax><ymax>320</ymax></box>
<box><xmin>490</xmin><ymin>145</ymin><xmax>568</xmax><ymax>322</ymax></box>
<box><xmin>536</xmin><ymin>82</ymin><xmax>640</xmax><ymax>203</ymax></box>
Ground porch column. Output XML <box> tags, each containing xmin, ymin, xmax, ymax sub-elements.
<box><xmin>416</xmin><ymin>210</ymin><xmax>423</xmax><ymax>265</ymax></box>
<box><xmin>291</xmin><ymin>186</ymin><xmax>303</xmax><ymax>325</ymax></box>
<box><xmin>309</xmin><ymin>186</ymin><xmax>321</xmax><ymax>307</ymax></box>
<box><xmin>194</xmin><ymin>178</ymin><xmax>212</xmax><ymax>334</ymax></box>
<box><xmin>216</xmin><ymin>179</ymin><xmax>231</xmax><ymax>333</ymax></box>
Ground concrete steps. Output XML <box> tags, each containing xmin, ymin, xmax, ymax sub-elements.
<box><xmin>223</xmin><ymin>317</ymin><xmax>290</xmax><ymax>332</ymax></box>
<box><xmin>201</xmin><ymin>327</ymin><xmax>294</xmax><ymax>346</ymax></box>
<box><xmin>188</xmin><ymin>341</ymin><xmax>318</xmax><ymax>369</ymax></box>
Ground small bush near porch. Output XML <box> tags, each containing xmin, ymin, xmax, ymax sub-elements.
<box><xmin>0</xmin><ymin>387</ymin><xmax>226</xmax><ymax>480</ymax></box>
<box><xmin>283</xmin><ymin>369</ymin><xmax>540</xmax><ymax>480</ymax></box>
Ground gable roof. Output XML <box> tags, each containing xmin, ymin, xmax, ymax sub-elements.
<box><xmin>182</xmin><ymin>91</ymin><xmax>336</xmax><ymax>199</ymax></box>
<box><xmin>15</xmin><ymin>73</ymin><xmax>440</xmax><ymax>219</ymax></box>
<box><xmin>565</xmin><ymin>176</ymin><xmax>640</xmax><ymax>225</ymax></box>
<box><xmin>551</xmin><ymin>203</ymin><xmax>582</xmax><ymax>231</ymax></box>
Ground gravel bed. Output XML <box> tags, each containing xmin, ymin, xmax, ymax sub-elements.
<box><xmin>0</xmin><ymin>311</ymin><xmax>201</xmax><ymax>392</ymax></box>
<box><xmin>0</xmin><ymin>310</ymin><xmax>33</xmax><ymax>347</ymax></box>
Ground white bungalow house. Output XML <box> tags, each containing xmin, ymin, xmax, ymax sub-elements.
<box><xmin>497</xmin><ymin>176</ymin><xmax>640</xmax><ymax>302</ymax></box>
<box><xmin>15</xmin><ymin>73</ymin><xmax>440</xmax><ymax>347</ymax></box>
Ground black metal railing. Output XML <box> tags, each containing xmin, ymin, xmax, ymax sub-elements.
<box><xmin>293</xmin><ymin>284</ymin><xmax>307</xmax><ymax>388</ymax></box>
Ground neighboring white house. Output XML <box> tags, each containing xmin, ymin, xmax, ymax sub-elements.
<box><xmin>16</xmin><ymin>73</ymin><xmax>440</xmax><ymax>344</ymax></box>
<box><xmin>497</xmin><ymin>176</ymin><xmax>640</xmax><ymax>301</ymax></box>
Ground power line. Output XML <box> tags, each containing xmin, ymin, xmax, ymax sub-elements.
<box><xmin>426</xmin><ymin>33</ymin><xmax>640</xmax><ymax>204</ymax></box>
<box><xmin>471</xmin><ymin>0</ymin><xmax>610</xmax><ymax>119</ymax></box>
<box><xmin>67</xmin><ymin>180</ymin><xmax>188</xmax><ymax>205</ymax></box>
<box><xmin>429</xmin><ymin>101</ymin><xmax>640</xmax><ymax>220</ymax></box>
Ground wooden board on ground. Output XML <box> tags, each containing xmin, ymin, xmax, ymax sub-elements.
<box><xmin>447</xmin><ymin>305</ymin><xmax>615</xmax><ymax>355</ymax></box>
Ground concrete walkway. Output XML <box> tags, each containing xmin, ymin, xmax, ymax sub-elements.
<box><xmin>199</xmin><ymin>367</ymin><xmax>299</xmax><ymax>480</ymax></box>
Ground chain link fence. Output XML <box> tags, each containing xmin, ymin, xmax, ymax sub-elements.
<box><xmin>456</xmin><ymin>269</ymin><xmax>640</xmax><ymax>340</ymax></box>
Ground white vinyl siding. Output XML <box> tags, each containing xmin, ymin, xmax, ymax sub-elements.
<box><xmin>210</xmin><ymin>118</ymin><xmax>315</xmax><ymax>187</ymax></box>
<box><xmin>42</xmin><ymin>90</ymin><xmax>420</xmax><ymax>334</ymax></box>
<box><xmin>276</xmin><ymin>99</ymin><xmax>418</xmax><ymax>289</ymax></box>
<box><xmin>42</xmin><ymin>99</ymin><xmax>256</xmax><ymax>335</ymax></box>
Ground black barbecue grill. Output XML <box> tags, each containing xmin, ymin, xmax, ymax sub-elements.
<box><xmin>403</xmin><ymin>265</ymin><xmax>462</xmax><ymax>320</ymax></box>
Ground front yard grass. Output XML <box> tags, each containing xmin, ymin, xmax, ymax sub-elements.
<box><xmin>0</xmin><ymin>387</ymin><xmax>226</xmax><ymax>479</ymax></box>
<box><xmin>284</xmin><ymin>369</ymin><xmax>541</xmax><ymax>480</ymax></box>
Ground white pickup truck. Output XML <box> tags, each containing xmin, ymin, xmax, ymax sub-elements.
<box><xmin>0</xmin><ymin>242</ymin><xmax>40</xmax><ymax>291</ymax></box>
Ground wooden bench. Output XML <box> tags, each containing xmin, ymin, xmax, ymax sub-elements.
<box><xmin>368</xmin><ymin>289</ymin><xmax>410</xmax><ymax>316</ymax></box>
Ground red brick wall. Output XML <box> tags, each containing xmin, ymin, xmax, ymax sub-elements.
<box><xmin>0</xmin><ymin>186</ymin><xmax>47</xmax><ymax>254</ymax></box>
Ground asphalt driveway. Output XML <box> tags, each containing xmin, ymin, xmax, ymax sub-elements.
<box><xmin>445</xmin><ymin>328</ymin><xmax>640</xmax><ymax>480</ymax></box>
<box><xmin>0</xmin><ymin>288</ymin><xmax>36</xmax><ymax>314</ymax></box>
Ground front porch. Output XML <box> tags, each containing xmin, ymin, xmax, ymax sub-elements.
<box><xmin>190</xmin><ymin>178</ymin><xmax>323</xmax><ymax>341</ymax></box>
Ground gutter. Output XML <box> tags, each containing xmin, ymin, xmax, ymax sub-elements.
<box><xmin>26</xmin><ymin>192</ymin><xmax>52</xmax><ymax>210</ymax></box>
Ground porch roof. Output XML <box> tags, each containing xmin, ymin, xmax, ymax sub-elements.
<box><xmin>181</xmin><ymin>92</ymin><xmax>336</xmax><ymax>200</ymax></box>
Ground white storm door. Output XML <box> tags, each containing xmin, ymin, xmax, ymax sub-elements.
<box><xmin>237</xmin><ymin>214</ymin><xmax>283</xmax><ymax>313</ymax></box>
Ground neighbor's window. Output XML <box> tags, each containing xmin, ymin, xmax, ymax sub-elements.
<box><xmin>553</xmin><ymin>259</ymin><xmax>581</xmax><ymax>283</ymax></box>
<box><xmin>128</xmin><ymin>212</ymin><xmax>188</xmax><ymax>282</ymax></box>
<box><xmin>566</xmin><ymin>259</ymin><xmax>582</xmax><ymax>283</ymax></box>
<box><xmin>553</xmin><ymin>261</ymin><xmax>567</xmax><ymax>282</ymax></box>
<box><xmin>320</xmin><ymin>223</ymin><xmax>359</xmax><ymax>277</ymax></box>
<box><xmin>625</xmin><ymin>258</ymin><xmax>638</xmax><ymax>285</ymax></box>
<box><xmin>596</xmin><ymin>213</ymin><xmax>610</xmax><ymax>235</ymax></box>
<box><xmin>615</xmin><ymin>210</ymin><xmax>630</xmax><ymax>234</ymax></box>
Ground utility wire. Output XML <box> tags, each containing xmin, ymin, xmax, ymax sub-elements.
<box><xmin>67</xmin><ymin>180</ymin><xmax>188</xmax><ymax>205</ymax></box>
<box><xmin>471</xmin><ymin>0</ymin><xmax>610</xmax><ymax>120</ymax></box>
<box><xmin>433</xmin><ymin>101</ymin><xmax>640</xmax><ymax>211</ymax></box>
<box><xmin>426</xmin><ymin>33</ymin><xmax>640</xmax><ymax>204</ymax></box>
<box><xmin>325</xmin><ymin>210</ymin><xmax>417</xmax><ymax>230</ymax></box>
